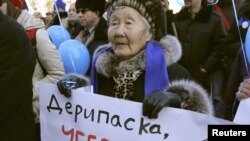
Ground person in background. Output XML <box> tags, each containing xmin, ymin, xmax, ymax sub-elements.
<box><xmin>236</xmin><ymin>78</ymin><xmax>250</xmax><ymax>100</ymax></box>
<box><xmin>175</xmin><ymin>0</ymin><xmax>227</xmax><ymax>118</ymax></box>
<box><xmin>217</xmin><ymin>0</ymin><xmax>242</xmax><ymax>25</ymax></box>
<box><xmin>214</xmin><ymin>1</ymin><xmax>231</xmax><ymax>31</ymax></box>
<box><xmin>74</xmin><ymin>0</ymin><xmax>109</xmax><ymax>76</ymax></box>
<box><xmin>68</xmin><ymin>2</ymin><xmax>77</xmax><ymax>21</ymax></box>
<box><xmin>223</xmin><ymin>0</ymin><xmax>250</xmax><ymax>121</ymax></box>
<box><xmin>57</xmin><ymin>0</ymin><xmax>213</xmax><ymax>119</ymax></box>
<box><xmin>45</xmin><ymin>11</ymin><xmax>53</xmax><ymax>29</ymax></box>
<box><xmin>52</xmin><ymin>2</ymin><xmax>82</xmax><ymax>38</ymax></box>
<box><xmin>0</xmin><ymin>0</ymin><xmax>36</xmax><ymax>140</ymax></box>
<box><xmin>161</xmin><ymin>0</ymin><xmax>178</xmax><ymax>37</ymax></box>
<box><xmin>33</xmin><ymin>11</ymin><xmax>46</xmax><ymax>24</ymax></box>
<box><xmin>51</xmin><ymin>0</ymin><xmax>68</xmax><ymax>28</ymax></box>
<box><xmin>2</xmin><ymin>0</ymin><xmax>65</xmax><ymax>140</ymax></box>
<box><xmin>67</xmin><ymin>2</ymin><xmax>82</xmax><ymax>38</ymax></box>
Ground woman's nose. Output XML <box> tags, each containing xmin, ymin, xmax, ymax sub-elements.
<box><xmin>115</xmin><ymin>25</ymin><xmax>125</xmax><ymax>37</ymax></box>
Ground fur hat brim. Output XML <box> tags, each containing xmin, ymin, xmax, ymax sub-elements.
<box><xmin>75</xmin><ymin>0</ymin><xmax>106</xmax><ymax>16</ymax></box>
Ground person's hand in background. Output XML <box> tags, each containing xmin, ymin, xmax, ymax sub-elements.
<box><xmin>236</xmin><ymin>78</ymin><xmax>250</xmax><ymax>100</ymax></box>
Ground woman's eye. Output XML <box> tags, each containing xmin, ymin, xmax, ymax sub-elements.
<box><xmin>126</xmin><ymin>21</ymin><xmax>133</xmax><ymax>25</ymax></box>
<box><xmin>111</xmin><ymin>21</ymin><xmax>118</xmax><ymax>26</ymax></box>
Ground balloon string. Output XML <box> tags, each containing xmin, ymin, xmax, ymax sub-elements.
<box><xmin>53</xmin><ymin>0</ymin><xmax>63</xmax><ymax>26</ymax></box>
<box><xmin>232</xmin><ymin>0</ymin><xmax>250</xmax><ymax>77</ymax></box>
<box><xmin>67</xmin><ymin>42</ymin><xmax>77</xmax><ymax>73</ymax></box>
<box><xmin>53</xmin><ymin>0</ymin><xmax>69</xmax><ymax>41</ymax></box>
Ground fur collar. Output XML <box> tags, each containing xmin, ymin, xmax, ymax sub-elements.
<box><xmin>95</xmin><ymin>35</ymin><xmax>182</xmax><ymax>78</ymax></box>
<box><xmin>176</xmin><ymin>5</ymin><xmax>213</xmax><ymax>23</ymax></box>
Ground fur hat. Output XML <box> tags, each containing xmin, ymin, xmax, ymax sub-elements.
<box><xmin>106</xmin><ymin>0</ymin><xmax>167</xmax><ymax>41</ymax></box>
<box><xmin>75</xmin><ymin>0</ymin><xmax>106</xmax><ymax>17</ymax></box>
<box><xmin>54</xmin><ymin>0</ymin><xmax>66</xmax><ymax>11</ymax></box>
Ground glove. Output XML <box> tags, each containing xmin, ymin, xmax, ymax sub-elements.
<box><xmin>143</xmin><ymin>91</ymin><xmax>181</xmax><ymax>119</ymax></box>
<box><xmin>57</xmin><ymin>74</ymin><xmax>89</xmax><ymax>98</ymax></box>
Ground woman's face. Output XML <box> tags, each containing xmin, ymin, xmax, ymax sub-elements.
<box><xmin>108</xmin><ymin>6</ymin><xmax>152</xmax><ymax>60</ymax></box>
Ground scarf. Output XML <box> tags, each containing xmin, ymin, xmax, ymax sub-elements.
<box><xmin>91</xmin><ymin>41</ymin><xmax>170</xmax><ymax>96</ymax></box>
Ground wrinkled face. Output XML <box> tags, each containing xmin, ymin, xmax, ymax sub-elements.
<box><xmin>108</xmin><ymin>6</ymin><xmax>152</xmax><ymax>60</ymax></box>
<box><xmin>68</xmin><ymin>3</ymin><xmax>78</xmax><ymax>21</ymax></box>
<box><xmin>0</xmin><ymin>2</ymin><xmax>7</xmax><ymax>15</ymax></box>
<box><xmin>77</xmin><ymin>9</ymin><xmax>99</xmax><ymax>28</ymax></box>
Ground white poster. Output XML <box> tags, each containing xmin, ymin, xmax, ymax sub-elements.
<box><xmin>234</xmin><ymin>98</ymin><xmax>250</xmax><ymax>124</ymax></box>
<box><xmin>39</xmin><ymin>82</ymin><xmax>234</xmax><ymax>141</ymax></box>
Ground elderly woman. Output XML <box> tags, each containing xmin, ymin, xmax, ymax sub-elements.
<box><xmin>57</xmin><ymin>0</ymin><xmax>213</xmax><ymax>119</ymax></box>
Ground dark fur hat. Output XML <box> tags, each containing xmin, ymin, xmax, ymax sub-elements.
<box><xmin>75</xmin><ymin>0</ymin><xmax>106</xmax><ymax>16</ymax></box>
<box><xmin>106</xmin><ymin>0</ymin><xmax>167</xmax><ymax>41</ymax></box>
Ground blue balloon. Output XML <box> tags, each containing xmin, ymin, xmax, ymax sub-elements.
<box><xmin>47</xmin><ymin>25</ymin><xmax>71</xmax><ymax>49</ymax></box>
<box><xmin>246</xmin><ymin>26</ymin><xmax>250</xmax><ymax>63</ymax></box>
<box><xmin>58</xmin><ymin>40</ymin><xmax>90</xmax><ymax>75</ymax></box>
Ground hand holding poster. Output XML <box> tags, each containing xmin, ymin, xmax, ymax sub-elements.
<box><xmin>39</xmin><ymin>82</ymin><xmax>234</xmax><ymax>141</ymax></box>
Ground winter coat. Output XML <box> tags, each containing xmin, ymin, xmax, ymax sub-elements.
<box><xmin>16</xmin><ymin>10</ymin><xmax>65</xmax><ymax>122</ymax></box>
<box><xmin>175</xmin><ymin>5</ymin><xmax>226</xmax><ymax>91</ymax></box>
<box><xmin>92</xmin><ymin>35</ymin><xmax>214</xmax><ymax>115</ymax></box>
<box><xmin>0</xmin><ymin>11</ymin><xmax>36</xmax><ymax>140</ymax></box>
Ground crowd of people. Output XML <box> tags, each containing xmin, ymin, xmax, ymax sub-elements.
<box><xmin>1</xmin><ymin>0</ymin><xmax>250</xmax><ymax>140</ymax></box>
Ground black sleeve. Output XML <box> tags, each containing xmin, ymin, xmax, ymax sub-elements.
<box><xmin>168</xmin><ymin>63</ymin><xmax>191</xmax><ymax>81</ymax></box>
<box><xmin>0</xmin><ymin>15</ymin><xmax>36</xmax><ymax>120</ymax></box>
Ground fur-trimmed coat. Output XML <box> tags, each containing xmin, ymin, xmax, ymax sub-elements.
<box><xmin>92</xmin><ymin>35</ymin><xmax>214</xmax><ymax>115</ymax></box>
